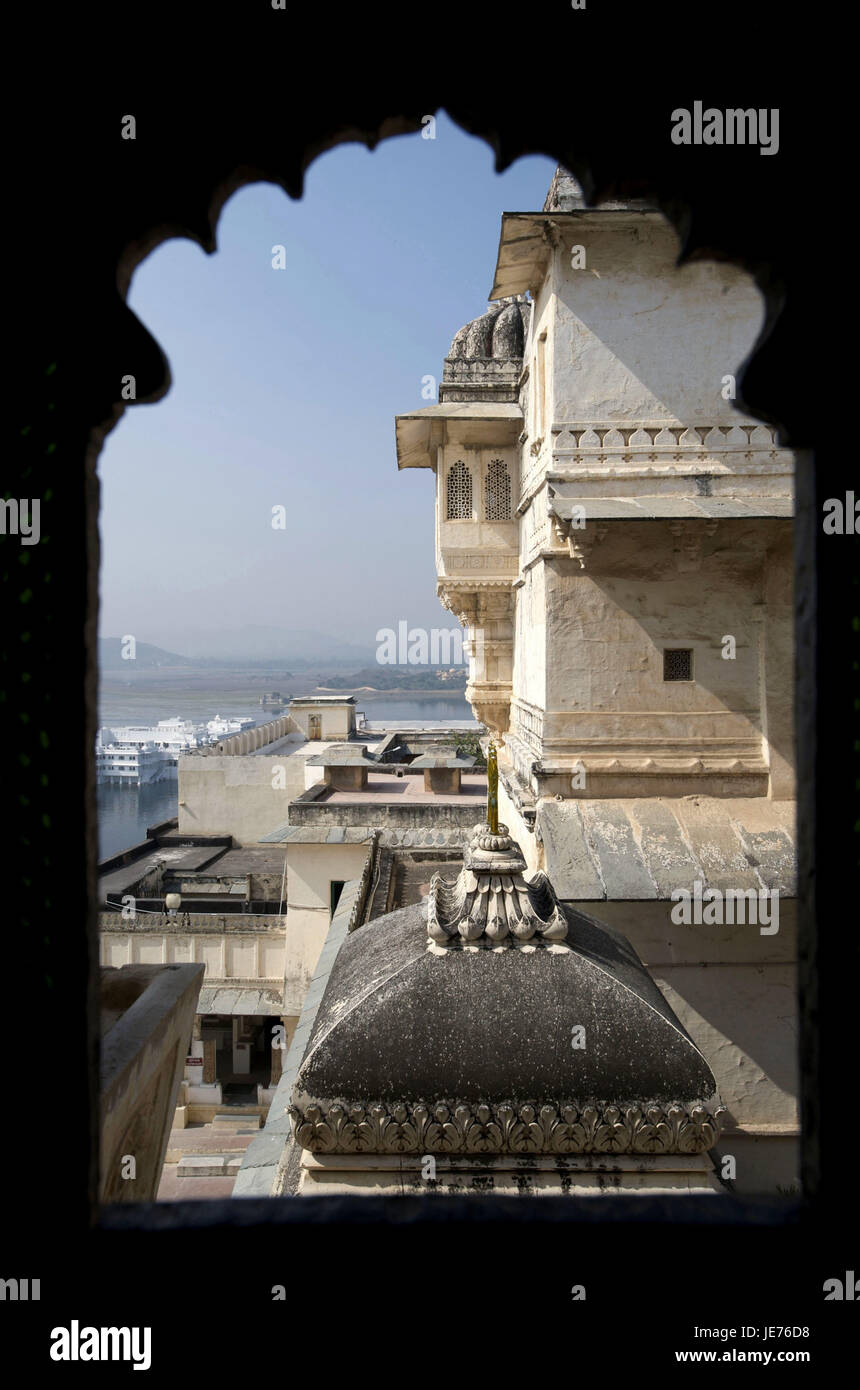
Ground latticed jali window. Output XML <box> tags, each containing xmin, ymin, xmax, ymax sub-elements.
<box><xmin>485</xmin><ymin>458</ymin><xmax>512</xmax><ymax>520</ymax></box>
<box><xmin>447</xmin><ymin>460</ymin><xmax>472</xmax><ymax>519</ymax></box>
<box><xmin>663</xmin><ymin>648</ymin><xmax>693</xmax><ymax>681</ymax></box>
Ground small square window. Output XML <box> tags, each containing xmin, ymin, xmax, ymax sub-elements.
<box><xmin>663</xmin><ymin>648</ymin><xmax>693</xmax><ymax>682</ymax></box>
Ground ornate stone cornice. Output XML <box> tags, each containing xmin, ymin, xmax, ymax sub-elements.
<box><xmin>551</xmin><ymin>419</ymin><xmax>786</xmax><ymax>459</ymax></box>
<box><xmin>289</xmin><ymin>1098</ymin><xmax>726</xmax><ymax>1156</ymax></box>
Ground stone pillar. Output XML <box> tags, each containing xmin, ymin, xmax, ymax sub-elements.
<box><xmin>426</xmin><ymin>766</ymin><xmax>462</xmax><ymax>794</ymax></box>
<box><xmin>330</xmin><ymin>765</ymin><xmax>368</xmax><ymax>791</ymax></box>
<box><xmin>441</xmin><ymin>583</ymin><xmax>514</xmax><ymax>736</ymax></box>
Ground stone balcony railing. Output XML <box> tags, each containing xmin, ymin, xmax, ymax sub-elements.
<box><xmin>99</xmin><ymin>912</ymin><xmax>286</xmax><ymax>997</ymax></box>
<box><xmin>546</xmin><ymin>420</ymin><xmax>793</xmax><ymax>486</ymax></box>
<box><xmin>99</xmin><ymin>910</ymin><xmax>284</xmax><ymax>933</ymax></box>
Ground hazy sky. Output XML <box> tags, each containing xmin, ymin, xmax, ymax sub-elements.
<box><xmin>97</xmin><ymin>115</ymin><xmax>556</xmax><ymax>659</ymax></box>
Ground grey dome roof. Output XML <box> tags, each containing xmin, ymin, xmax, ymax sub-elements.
<box><xmin>448</xmin><ymin>295</ymin><xmax>530</xmax><ymax>361</ymax></box>
<box><xmin>289</xmin><ymin>901</ymin><xmax>722</xmax><ymax>1156</ymax></box>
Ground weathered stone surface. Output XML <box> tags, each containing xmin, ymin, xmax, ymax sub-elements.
<box><xmin>538</xmin><ymin>801</ymin><xmax>603</xmax><ymax>899</ymax></box>
<box><xmin>678</xmin><ymin>799</ymin><xmax>761</xmax><ymax>892</ymax></box>
<box><xmin>627</xmin><ymin>800</ymin><xmax>702</xmax><ymax>896</ymax></box>
<box><xmin>726</xmin><ymin>799</ymin><xmax>797</xmax><ymax>894</ymax></box>
<box><xmin>289</xmin><ymin>902</ymin><xmax>720</xmax><ymax>1154</ymax></box>
<box><xmin>178</xmin><ymin>1155</ymin><xmax>226</xmax><ymax>1177</ymax></box>
<box><xmin>100</xmin><ymin>963</ymin><xmax>204</xmax><ymax>1203</ymax></box>
<box><xmin>579</xmin><ymin>801</ymin><xmax>658</xmax><ymax>899</ymax></box>
<box><xmin>538</xmin><ymin>797</ymin><xmax>797</xmax><ymax>901</ymax></box>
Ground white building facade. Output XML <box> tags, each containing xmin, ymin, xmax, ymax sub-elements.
<box><xmin>395</xmin><ymin>169</ymin><xmax>798</xmax><ymax>1192</ymax></box>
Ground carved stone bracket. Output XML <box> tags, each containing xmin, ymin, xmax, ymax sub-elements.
<box><xmin>549</xmin><ymin>513</ymin><xmax>610</xmax><ymax>568</ymax></box>
<box><xmin>289</xmin><ymin>1098</ymin><xmax>727</xmax><ymax>1156</ymax></box>
<box><xmin>668</xmin><ymin>519</ymin><xmax>718</xmax><ymax>572</ymax></box>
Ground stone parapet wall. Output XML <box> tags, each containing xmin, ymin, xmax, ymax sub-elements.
<box><xmin>100</xmin><ymin>911</ymin><xmax>282</xmax><ymax>934</ymax></box>
<box><xmin>192</xmin><ymin>714</ymin><xmax>298</xmax><ymax>756</ymax></box>
<box><xmin>100</xmin><ymin>914</ymin><xmax>286</xmax><ymax>996</ymax></box>
<box><xmin>100</xmin><ymin>963</ymin><xmax>204</xmax><ymax>1203</ymax></box>
<box><xmin>177</xmin><ymin>751</ymin><xmax>308</xmax><ymax>845</ymax></box>
<box><xmin>288</xmin><ymin>797</ymin><xmax>480</xmax><ymax>831</ymax></box>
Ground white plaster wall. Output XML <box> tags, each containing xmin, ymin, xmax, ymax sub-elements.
<box><xmin>290</xmin><ymin>705</ymin><xmax>354</xmax><ymax>740</ymax></box>
<box><xmin>512</xmin><ymin>562</ymin><xmax>547</xmax><ymax>715</ymax></box>
<box><xmin>227</xmin><ymin>939</ymin><xmax>257</xmax><ymax>977</ymax></box>
<box><xmin>283</xmin><ymin>843</ymin><xmax>372</xmax><ymax>1015</ymax></box>
<box><xmin>321</xmin><ymin>706</ymin><xmax>353</xmax><ymax>739</ymax></box>
<box><xmin>655</xmin><ymin>967</ymin><xmax>798</xmax><ymax>1127</ymax></box>
<box><xmin>570</xmin><ymin>898</ymin><xmax>799</xmax><ymax>1193</ymax></box>
<box><xmin>549</xmin><ymin>219</ymin><xmax>765</xmax><ymax>424</ymax></box>
<box><xmin>541</xmin><ymin>536</ymin><xmax>767</xmax><ymax>757</ymax></box>
<box><xmin>260</xmin><ymin>939</ymin><xmax>284</xmax><ymax>978</ymax></box>
<box><xmin>195</xmin><ymin>939</ymin><xmax>222</xmax><ymax>974</ymax></box>
<box><xmin>178</xmin><ymin>754</ymin><xmax>307</xmax><ymax>844</ymax></box>
<box><xmin>527</xmin><ymin>274</ymin><xmax>554</xmax><ymax>440</ymax></box>
<box><xmin>100</xmin><ymin>929</ymin><xmax>285</xmax><ymax>985</ymax></box>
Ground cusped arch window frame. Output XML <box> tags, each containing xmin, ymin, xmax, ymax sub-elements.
<box><xmin>40</xmin><ymin>84</ymin><xmax>820</xmax><ymax>1234</ymax></box>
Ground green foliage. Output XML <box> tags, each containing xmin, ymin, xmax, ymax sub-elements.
<box><xmin>453</xmin><ymin>731</ymin><xmax>486</xmax><ymax>769</ymax></box>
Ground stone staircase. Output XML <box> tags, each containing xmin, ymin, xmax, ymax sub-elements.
<box><xmin>163</xmin><ymin>1111</ymin><xmax>261</xmax><ymax>1182</ymax></box>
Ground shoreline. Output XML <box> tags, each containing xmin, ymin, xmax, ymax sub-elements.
<box><xmin>315</xmin><ymin>688</ymin><xmax>468</xmax><ymax>700</ymax></box>
<box><xmin>100</xmin><ymin>684</ymin><xmax>469</xmax><ymax>704</ymax></box>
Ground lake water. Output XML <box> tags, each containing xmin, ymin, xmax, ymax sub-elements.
<box><xmin>97</xmin><ymin>689</ymin><xmax>474</xmax><ymax>861</ymax></box>
<box><xmin>351</xmin><ymin>697</ymin><xmax>473</xmax><ymax>724</ymax></box>
<box><xmin>98</xmin><ymin>779</ymin><xmax>183</xmax><ymax>861</ymax></box>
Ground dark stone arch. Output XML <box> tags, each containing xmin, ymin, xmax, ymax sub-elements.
<box><xmin>7</xmin><ymin>16</ymin><xmax>848</xmax><ymax>1282</ymax></box>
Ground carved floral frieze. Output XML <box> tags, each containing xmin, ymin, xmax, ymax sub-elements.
<box><xmin>289</xmin><ymin>1098</ymin><xmax>726</xmax><ymax>1156</ymax></box>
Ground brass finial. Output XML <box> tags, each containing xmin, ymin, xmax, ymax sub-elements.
<box><xmin>486</xmin><ymin>741</ymin><xmax>499</xmax><ymax>834</ymax></box>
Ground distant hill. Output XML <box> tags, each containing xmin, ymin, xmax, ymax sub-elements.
<box><xmin>156</xmin><ymin>626</ymin><xmax>376</xmax><ymax>666</ymax></box>
<box><xmin>320</xmin><ymin>666</ymin><xmax>468</xmax><ymax>691</ymax></box>
<box><xmin>99</xmin><ymin>638</ymin><xmax>190</xmax><ymax>669</ymax></box>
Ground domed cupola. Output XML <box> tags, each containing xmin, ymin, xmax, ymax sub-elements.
<box><xmin>282</xmin><ymin>746</ymin><xmax>726</xmax><ymax>1196</ymax></box>
<box><xmin>440</xmin><ymin>295</ymin><xmax>531</xmax><ymax>404</ymax></box>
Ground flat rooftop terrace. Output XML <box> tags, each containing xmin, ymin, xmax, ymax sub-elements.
<box><xmin>317</xmin><ymin>772</ymin><xmax>487</xmax><ymax>804</ymax></box>
<box><xmin>99</xmin><ymin>843</ymin><xmax>205</xmax><ymax>900</ymax></box>
<box><xmin>243</xmin><ymin>735</ymin><xmax>383</xmax><ymax>758</ymax></box>
<box><xmin>186</xmin><ymin>848</ymin><xmax>289</xmax><ymax>876</ymax></box>
<box><xmin>358</xmin><ymin>720</ymin><xmax>479</xmax><ymax>733</ymax></box>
